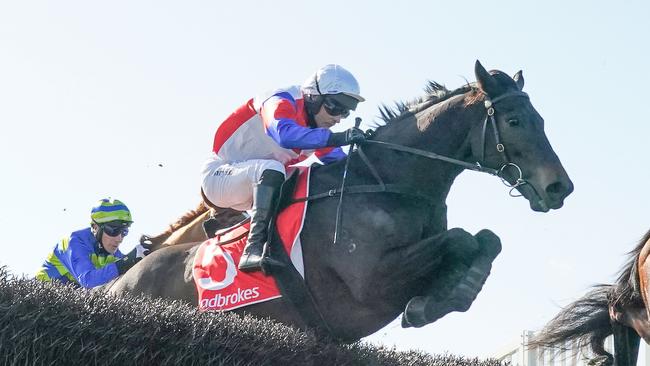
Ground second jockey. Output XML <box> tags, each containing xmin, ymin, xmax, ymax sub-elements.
<box><xmin>35</xmin><ymin>198</ymin><xmax>151</xmax><ymax>288</ymax></box>
<box><xmin>201</xmin><ymin>64</ymin><xmax>366</xmax><ymax>273</ymax></box>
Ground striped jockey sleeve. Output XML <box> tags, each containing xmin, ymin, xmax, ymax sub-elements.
<box><xmin>315</xmin><ymin>147</ymin><xmax>347</xmax><ymax>164</ymax></box>
<box><xmin>261</xmin><ymin>93</ymin><xmax>331</xmax><ymax>149</ymax></box>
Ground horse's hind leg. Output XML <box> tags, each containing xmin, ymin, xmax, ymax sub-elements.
<box><xmin>402</xmin><ymin>229</ymin><xmax>501</xmax><ymax>328</ymax></box>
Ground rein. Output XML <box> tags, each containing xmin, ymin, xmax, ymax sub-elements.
<box><xmin>295</xmin><ymin>90</ymin><xmax>531</xmax><ymax>205</ymax></box>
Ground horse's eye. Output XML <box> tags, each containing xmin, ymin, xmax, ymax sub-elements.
<box><xmin>507</xmin><ymin>119</ymin><xmax>520</xmax><ymax>126</ymax></box>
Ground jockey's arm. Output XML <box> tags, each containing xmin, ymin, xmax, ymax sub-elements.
<box><xmin>59</xmin><ymin>236</ymin><xmax>120</xmax><ymax>288</ymax></box>
<box><xmin>315</xmin><ymin>147</ymin><xmax>346</xmax><ymax>164</ymax></box>
<box><xmin>261</xmin><ymin>93</ymin><xmax>333</xmax><ymax>150</ymax></box>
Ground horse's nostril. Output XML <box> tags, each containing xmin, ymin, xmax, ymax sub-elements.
<box><xmin>546</xmin><ymin>181</ymin><xmax>567</xmax><ymax>197</ymax></box>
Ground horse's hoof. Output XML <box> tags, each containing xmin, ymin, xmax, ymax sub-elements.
<box><xmin>402</xmin><ymin>296</ymin><xmax>456</xmax><ymax>328</ymax></box>
<box><xmin>401</xmin><ymin>315</ymin><xmax>411</xmax><ymax>328</ymax></box>
<box><xmin>402</xmin><ymin>296</ymin><xmax>427</xmax><ymax>328</ymax></box>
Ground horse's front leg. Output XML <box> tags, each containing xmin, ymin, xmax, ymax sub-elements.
<box><xmin>612</xmin><ymin>322</ymin><xmax>640</xmax><ymax>366</ymax></box>
<box><xmin>401</xmin><ymin>229</ymin><xmax>502</xmax><ymax>328</ymax></box>
<box><xmin>341</xmin><ymin>228</ymin><xmax>482</xmax><ymax>305</ymax></box>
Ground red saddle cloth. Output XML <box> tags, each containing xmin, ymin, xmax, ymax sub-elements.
<box><xmin>192</xmin><ymin>167</ymin><xmax>310</xmax><ymax>311</ymax></box>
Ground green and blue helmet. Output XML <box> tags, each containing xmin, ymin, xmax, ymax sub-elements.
<box><xmin>90</xmin><ymin>198</ymin><xmax>133</xmax><ymax>224</ymax></box>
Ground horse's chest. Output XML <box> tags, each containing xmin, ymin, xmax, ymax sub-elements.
<box><xmin>356</xmin><ymin>206</ymin><xmax>426</xmax><ymax>244</ymax></box>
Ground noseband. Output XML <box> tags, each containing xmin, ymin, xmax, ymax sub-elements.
<box><xmin>479</xmin><ymin>91</ymin><xmax>530</xmax><ymax>196</ymax></box>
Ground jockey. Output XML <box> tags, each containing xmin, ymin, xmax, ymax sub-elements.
<box><xmin>201</xmin><ymin>64</ymin><xmax>366</xmax><ymax>273</ymax></box>
<box><xmin>35</xmin><ymin>198</ymin><xmax>150</xmax><ymax>288</ymax></box>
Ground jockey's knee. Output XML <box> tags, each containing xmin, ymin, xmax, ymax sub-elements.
<box><xmin>253</xmin><ymin>160</ymin><xmax>286</xmax><ymax>182</ymax></box>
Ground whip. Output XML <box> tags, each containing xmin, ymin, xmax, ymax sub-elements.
<box><xmin>333</xmin><ymin>117</ymin><xmax>362</xmax><ymax>245</ymax></box>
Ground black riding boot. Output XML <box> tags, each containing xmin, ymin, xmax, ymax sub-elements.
<box><xmin>238</xmin><ymin>170</ymin><xmax>284</xmax><ymax>272</ymax></box>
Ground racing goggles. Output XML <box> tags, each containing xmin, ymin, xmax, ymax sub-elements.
<box><xmin>322</xmin><ymin>97</ymin><xmax>350</xmax><ymax>118</ymax></box>
<box><xmin>102</xmin><ymin>222</ymin><xmax>130</xmax><ymax>237</ymax></box>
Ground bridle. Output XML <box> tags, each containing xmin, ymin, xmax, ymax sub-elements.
<box><xmin>478</xmin><ymin>90</ymin><xmax>530</xmax><ymax>195</ymax></box>
<box><xmin>361</xmin><ymin>90</ymin><xmax>531</xmax><ymax>196</ymax></box>
<box><xmin>295</xmin><ymin>89</ymin><xmax>534</xmax><ymax>206</ymax></box>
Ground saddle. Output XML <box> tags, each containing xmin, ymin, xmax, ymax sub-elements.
<box><xmin>193</xmin><ymin>168</ymin><xmax>329</xmax><ymax>335</ymax></box>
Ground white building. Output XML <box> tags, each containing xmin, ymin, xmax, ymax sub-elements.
<box><xmin>493</xmin><ymin>330</ymin><xmax>650</xmax><ymax>366</ymax></box>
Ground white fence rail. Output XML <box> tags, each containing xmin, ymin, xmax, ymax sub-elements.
<box><xmin>493</xmin><ymin>330</ymin><xmax>648</xmax><ymax>366</ymax></box>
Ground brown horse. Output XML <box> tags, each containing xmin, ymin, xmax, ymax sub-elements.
<box><xmin>143</xmin><ymin>201</ymin><xmax>244</xmax><ymax>252</ymax></box>
<box><xmin>529</xmin><ymin>229</ymin><xmax>650</xmax><ymax>366</ymax></box>
<box><xmin>108</xmin><ymin>61</ymin><xmax>573</xmax><ymax>341</ymax></box>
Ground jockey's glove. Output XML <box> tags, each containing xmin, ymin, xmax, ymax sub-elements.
<box><xmin>327</xmin><ymin>127</ymin><xmax>367</xmax><ymax>147</ymax></box>
<box><xmin>115</xmin><ymin>246</ymin><xmax>144</xmax><ymax>275</ymax></box>
<box><xmin>135</xmin><ymin>237</ymin><xmax>153</xmax><ymax>259</ymax></box>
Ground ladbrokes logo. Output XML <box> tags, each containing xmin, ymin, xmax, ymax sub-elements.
<box><xmin>195</xmin><ymin>244</ymin><xmax>237</xmax><ymax>290</ymax></box>
<box><xmin>200</xmin><ymin>286</ymin><xmax>261</xmax><ymax>309</ymax></box>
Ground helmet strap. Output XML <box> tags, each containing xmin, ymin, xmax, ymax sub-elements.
<box><xmin>304</xmin><ymin>94</ymin><xmax>323</xmax><ymax>128</ymax></box>
<box><xmin>91</xmin><ymin>223</ymin><xmax>109</xmax><ymax>254</ymax></box>
<box><xmin>314</xmin><ymin>74</ymin><xmax>323</xmax><ymax>95</ymax></box>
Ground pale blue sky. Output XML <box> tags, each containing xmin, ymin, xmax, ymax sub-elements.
<box><xmin>1</xmin><ymin>0</ymin><xmax>649</xmax><ymax>360</ymax></box>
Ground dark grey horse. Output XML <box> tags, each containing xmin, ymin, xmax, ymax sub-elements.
<box><xmin>108</xmin><ymin>61</ymin><xmax>574</xmax><ymax>341</ymax></box>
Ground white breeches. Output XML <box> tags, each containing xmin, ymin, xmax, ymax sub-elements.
<box><xmin>201</xmin><ymin>157</ymin><xmax>286</xmax><ymax>211</ymax></box>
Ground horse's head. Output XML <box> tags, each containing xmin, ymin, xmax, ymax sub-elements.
<box><xmin>471</xmin><ymin>60</ymin><xmax>574</xmax><ymax>212</ymax></box>
<box><xmin>616</xmin><ymin>231</ymin><xmax>650</xmax><ymax>344</ymax></box>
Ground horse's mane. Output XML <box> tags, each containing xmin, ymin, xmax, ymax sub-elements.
<box><xmin>611</xmin><ymin>228</ymin><xmax>650</xmax><ymax>309</ymax></box>
<box><xmin>377</xmin><ymin>81</ymin><xmax>478</xmax><ymax>125</ymax></box>
<box><xmin>145</xmin><ymin>201</ymin><xmax>209</xmax><ymax>243</ymax></box>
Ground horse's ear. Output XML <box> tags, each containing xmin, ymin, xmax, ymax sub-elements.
<box><xmin>474</xmin><ymin>60</ymin><xmax>500</xmax><ymax>97</ymax></box>
<box><xmin>513</xmin><ymin>70</ymin><xmax>525</xmax><ymax>90</ymax></box>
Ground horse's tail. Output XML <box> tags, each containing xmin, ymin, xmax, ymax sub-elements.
<box><xmin>528</xmin><ymin>285</ymin><xmax>614</xmax><ymax>362</ymax></box>
<box><xmin>144</xmin><ymin>201</ymin><xmax>210</xmax><ymax>251</ymax></box>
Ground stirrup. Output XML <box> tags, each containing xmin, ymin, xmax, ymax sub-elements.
<box><xmin>259</xmin><ymin>257</ymin><xmax>286</xmax><ymax>276</ymax></box>
<box><xmin>238</xmin><ymin>252</ymin><xmax>264</xmax><ymax>273</ymax></box>
<box><xmin>238</xmin><ymin>244</ymin><xmax>286</xmax><ymax>275</ymax></box>
<box><xmin>238</xmin><ymin>238</ymin><xmax>266</xmax><ymax>271</ymax></box>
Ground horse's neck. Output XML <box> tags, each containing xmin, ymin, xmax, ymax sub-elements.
<box><xmin>163</xmin><ymin>210</ymin><xmax>210</xmax><ymax>245</ymax></box>
<box><xmin>364</xmin><ymin>96</ymin><xmax>482</xmax><ymax>199</ymax></box>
